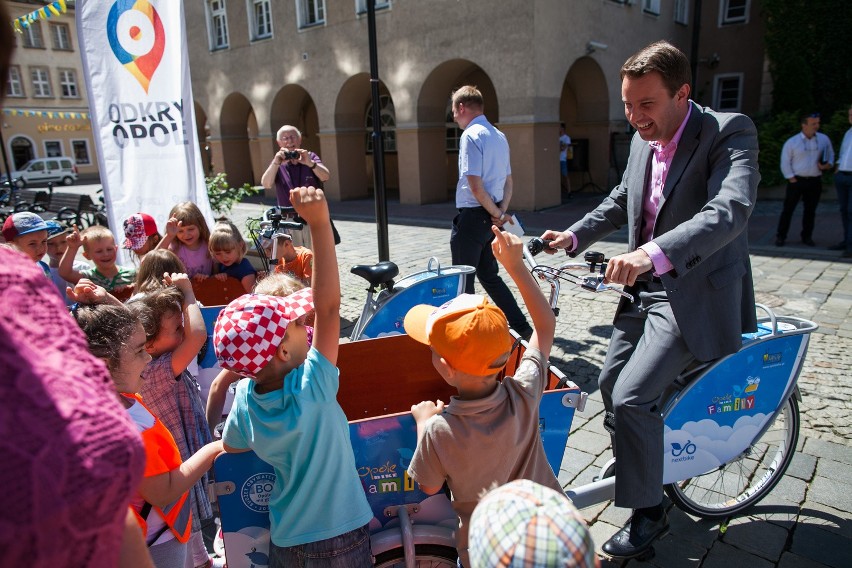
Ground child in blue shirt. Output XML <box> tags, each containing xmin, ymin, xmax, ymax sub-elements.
<box><xmin>208</xmin><ymin>220</ymin><xmax>257</xmax><ymax>292</ymax></box>
<box><xmin>214</xmin><ymin>186</ymin><xmax>372</xmax><ymax>568</ymax></box>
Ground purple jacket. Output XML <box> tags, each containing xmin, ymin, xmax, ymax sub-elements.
<box><xmin>274</xmin><ymin>151</ymin><xmax>324</xmax><ymax>206</ymax></box>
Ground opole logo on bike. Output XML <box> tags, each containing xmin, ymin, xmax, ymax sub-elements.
<box><xmin>107</xmin><ymin>0</ymin><xmax>165</xmax><ymax>93</ymax></box>
<box><xmin>241</xmin><ymin>472</ymin><xmax>276</xmax><ymax>513</ymax></box>
<box><xmin>707</xmin><ymin>376</ymin><xmax>760</xmax><ymax>416</ymax></box>
<box><xmin>357</xmin><ymin>460</ymin><xmax>417</xmax><ymax>494</ymax></box>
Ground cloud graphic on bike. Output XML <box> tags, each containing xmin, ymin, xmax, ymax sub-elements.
<box><xmin>663</xmin><ymin>413</ymin><xmax>770</xmax><ymax>483</ymax></box>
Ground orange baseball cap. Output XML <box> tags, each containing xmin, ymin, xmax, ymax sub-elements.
<box><xmin>404</xmin><ymin>294</ymin><xmax>513</xmax><ymax>376</ymax></box>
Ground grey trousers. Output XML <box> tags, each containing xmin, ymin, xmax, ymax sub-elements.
<box><xmin>599</xmin><ymin>282</ymin><xmax>696</xmax><ymax>509</ymax></box>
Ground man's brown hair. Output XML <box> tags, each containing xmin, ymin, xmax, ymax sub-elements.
<box><xmin>452</xmin><ymin>85</ymin><xmax>484</xmax><ymax>112</ymax></box>
<box><xmin>620</xmin><ymin>40</ymin><xmax>691</xmax><ymax>97</ymax></box>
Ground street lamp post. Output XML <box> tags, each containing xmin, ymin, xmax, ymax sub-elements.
<box><xmin>366</xmin><ymin>0</ymin><xmax>390</xmax><ymax>262</ymax></box>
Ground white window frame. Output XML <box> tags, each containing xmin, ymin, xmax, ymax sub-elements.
<box><xmin>58</xmin><ymin>69</ymin><xmax>79</xmax><ymax>98</ymax></box>
<box><xmin>206</xmin><ymin>0</ymin><xmax>230</xmax><ymax>50</ymax></box>
<box><xmin>719</xmin><ymin>0</ymin><xmax>750</xmax><ymax>25</ymax></box>
<box><xmin>674</xmin><ymin>0</ymin><xmax>689</xmax><ymax>24</ymax></box>
<box><xmin>642</xmin><ymin>0</ymin><xmax>661</xmax><ymax>15</ymax></box>
<box><xmin>713</xmin><ymin>73</ymin><xmax>744</xmax><ymax>112</ymax></box>
<box><xmin>6</xmin><ymin>65</ymin><xmax>24</xmax><ymax>97</ymax></box>
<box><xmin>50</xmin><ymin>22</ymin><xmax>72</xmax><ymax>50</ymax></box>
<box><xmin>248</xmin><ymin>0</ymin><xmax>273</xmax><ymax>40</ymax></box>
<box><xmin>44</xmin><ymin>140</ymin><xmax>63</xmax><ymax>158</ymax></box>
<box><xmin>30</xmin><ymin>67</ymin><xmax>52</xmax><ymax>98</ymax></box>
<box><xmin>365</xmin><ymin>94</ymin><xmax>397</xmax><ymax>153</ymax></box>
<box><xmin>22</xmin><ymin>21</ymin><xmax>44</xmax><ymax>48</ymax></box>
<box><xmin>71</xmin><ymin>139</ymin><xmax>91</xmax><ymax>165</ymax></box>
<box><xmin>296</xmin><ymin>0</ymin><xmax>326</xmax><ymax>29</ymax></box>
<box><xmin>355</xmin><ymin>0</ymin><xmax>390</xmax><ymax>15</ymax></box>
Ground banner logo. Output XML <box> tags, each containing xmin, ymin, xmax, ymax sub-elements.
<box><xmin>107</xmin><ymin>0</ymin><xmax>165</xmax><ymax>93</ymax></box>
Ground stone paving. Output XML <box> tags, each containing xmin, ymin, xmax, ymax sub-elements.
<box><xmin>226</xmin><ymin>194</ymin><xmax>852</xmax><ymax>568</ymax></box>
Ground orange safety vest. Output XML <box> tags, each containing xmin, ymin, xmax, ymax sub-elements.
<box><xmin>125</xmin><ymin>394</ymin><xmax>193</xmax><ymax>545</ymax></box>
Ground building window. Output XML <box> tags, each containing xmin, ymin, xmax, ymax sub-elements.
<box><xmin>58</xmin><ymin>69</ymin><xmax>79</xmax><ymax>98</ymax></box>
<box><xmin>44</xmin><ymin>141</ymin><xmax>63</xmax><ymax>157</ymax></box>
<box><xmin>720</xmin><ymin>0</ymin><xmax>749</xmax><ymax>25</ymax></box>
<box><xmin>355</xmin><ymin>0</ymin><xmax>390</xmax><ymax>14</ymax></box>
<box><xmin>249</xmin><ymin>0</ymin><xmax>273</xmax><ymax>40</ymax></box>
<box><xmin>365</xmin><ymin>94</ymin><xmax>396</xmax><ymax>153</ymax></box>
<box><xmin>296</xmin><ymin>0</ymin><xmax>325</xmax><ymax>28</ymax></box>
<box><xmin>72</xmin><ymin>140</ymin><xmax>91</xmax><ymax>165</ymax></box>
<box><xmin>674</xmin><ymin>0</ymin><xmax>689</xmax><ymax>24</ymax></box>
<box><xmin>445</xmin><ymin>103</ymin><xmax>462</xmax><ymax>151</ymax></box>
<box><xmin>22</xmin><ymin>21</ymin><xmax>44</xmax><ymax>48</ymax></box>
<box><xmin>642</xmin><ymin>0</ymin><xmax>661</xmax><ymax>15</ymax></box>
<box><xmin>50</xmin><ymin>23</ymin><xmax>72</xmax><ymax>50</ymax></box>
<box><xmin>713</xmin><ymin>74</ymin><xmax>743</xmax><ymax>112</ymax></box>
<box><xmin>6</xmin><ymin>66</ymin><xmax>24</xmax><ymax>97</ymax></box>
<box><xmin>208</xmin><ymin>0</ymin><xmax>230</xmax><ymax>50</ymax></box>
<box><xmin>30</xmin><ymin>67</ymin><xmax>52</xmax><ymax>97</ymax></box>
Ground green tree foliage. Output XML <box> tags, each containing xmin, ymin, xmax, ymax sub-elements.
<box><xmin>763</xmin><ymin>0</ymin><xmax>852</xmax><ymax>116</ymax></box>
<box><xmin>759</xmin><ymin>0</ymin><xmax>851</xmax><ymax>186</ymax></box>
<box><xmin>206</xmin><ymin>173</ymin><xmax>261</xmax><ymax>215</ymax></box>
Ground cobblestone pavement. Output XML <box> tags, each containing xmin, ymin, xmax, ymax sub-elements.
<box><xmin>231</xmin><ymin>192</ymin><xmax>851</xmax><ymax>567</ymax></box>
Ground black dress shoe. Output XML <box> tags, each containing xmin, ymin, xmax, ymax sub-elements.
<box><xmin>775</xmin><ymin>237</ymin><xmax>785</xmax><ymax>247</ymax></box>
<box><xmin>601</xmin><ymin>509</ymin><xmax>669</xmax><ymax>559</ymax></box>
<box><xmin>802</xmin><ymin>238</ymin><xmax>816</xmax><ymax>246</ymax></box>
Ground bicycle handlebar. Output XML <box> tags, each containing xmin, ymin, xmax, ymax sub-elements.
<box><xmin>525</xmin><ymin>237</ymin><xmax>635</xmax><ymax>302</ymax></box>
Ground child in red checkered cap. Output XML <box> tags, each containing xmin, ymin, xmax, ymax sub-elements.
<box><xmin>214</xmin><ymin>186</ymin><xmax>373</xmax><ymax>568</ymax></box>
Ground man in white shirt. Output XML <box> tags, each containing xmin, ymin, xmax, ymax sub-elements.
<box><xmin>831</xmin><ymin>105</ymin><xmax>852</xmax><ymax>257</ymax></box>
<box><xmin>775</xmin><ymin>113</ymin><xmax>835</xmax><ymax>247</ymax></box>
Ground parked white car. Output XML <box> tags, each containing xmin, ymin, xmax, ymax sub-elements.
<box><xmin>1</xmin><ymin>157</ymin><xmax>78</xmax><ymax>187</ymax></box>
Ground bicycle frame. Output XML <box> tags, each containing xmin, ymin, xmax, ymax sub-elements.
<box><xmin>349</xmin><ymin>257</ymin><xmax>474</xmax><ymax>341</ymax></box>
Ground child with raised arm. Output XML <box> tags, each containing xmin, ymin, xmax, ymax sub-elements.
<box><xmin>404</xmin><ymin>227</ymin><xmax>560</xmax><ymax>568</ymax></box>
<box><xmin>130</xmin><ymin>273</ymin><xmax>217</xmax><ymax>568</ymax></box>
<box><xmin>214</xmin><ymin>186</ymin><xmax>373</xmax><ymax>568</ymax></box>
<box><xmin>70</xmin><ymin>280</ymin><xmax>223</xmax><ymax>567</ymax></box>
<box><xmin>59</xmin><ymin>224</ymin><xmax>136</xmax><ymax>298</ymax></box>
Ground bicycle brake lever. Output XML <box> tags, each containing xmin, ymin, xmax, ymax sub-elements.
<box><xmin>580</xmin><ymin>275</ymin><xmax>635</xmax><ymax>301</ymax></box>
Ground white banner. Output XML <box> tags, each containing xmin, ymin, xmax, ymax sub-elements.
<box><xmin>77</xmin><ymin>0</ymin><xmax>212</xmax><ymax>262</ymax></box>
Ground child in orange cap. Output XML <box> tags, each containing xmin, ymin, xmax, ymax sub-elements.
<box><xmin>404</xmin><ymin>227</ymin><xmax>560</xmax><ymax>568</ymax></box>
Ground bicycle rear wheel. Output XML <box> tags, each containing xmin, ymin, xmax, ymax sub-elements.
<box><xmin>373</xmin><ymin>544</ymin><xmax>458</xmax><ymax>567</ymax></box>
<box><xmin>664</xmin><ymin>395</ymin><xmax>799</xmax><ymax>518</ymax></box>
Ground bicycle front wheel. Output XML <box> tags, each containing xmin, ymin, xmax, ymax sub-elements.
<box><xmin>373</xmin><ymin>544</ymin><xmax>458</xmax><ymax>568</ymax></box>
<box><xmin>664</xmin><ymin>395</ymin><xmax>799</xmax><ymax>518</ymax></box>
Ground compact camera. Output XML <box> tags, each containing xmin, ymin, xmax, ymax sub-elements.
<box><xmin>282</xmin><ymin>150</ymin><xmax>300</xmax><ymax>160</ymax></box>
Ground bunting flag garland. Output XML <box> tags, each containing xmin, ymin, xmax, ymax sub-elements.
<box><xmin>11</xmin><ymin>0</ymin><xmax>67</xmax><ymax>33</ymax></box>
<box><xmin>3</xmin><ymin>108</ymin><xmax>89</xmax><ymax>120</ymax></box>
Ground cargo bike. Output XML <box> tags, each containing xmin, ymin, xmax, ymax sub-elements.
<box><xmin>202</xmin><ymin>240</ymin><xmax>816</xmax><ymax>566</ymax></box>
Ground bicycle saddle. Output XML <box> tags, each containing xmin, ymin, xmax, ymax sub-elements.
<box><xmin>350</xmin><ymin>261</ymin><xmax>399</xmax><ymax>287</ymax></box>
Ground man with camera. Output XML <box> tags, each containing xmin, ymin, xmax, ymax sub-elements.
<box><xmin>262</xmin><ymin>125</ymin><xmax>331</xmax><ymax>208</ymax></box>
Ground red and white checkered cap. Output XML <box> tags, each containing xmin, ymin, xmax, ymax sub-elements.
<box><xmin>213</xmin><ymin>288</ymin><xmax>314</xmax><ymax>378</ymax></box>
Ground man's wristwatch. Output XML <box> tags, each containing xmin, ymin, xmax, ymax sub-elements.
<box><xmin>309</xmin><ymin>162</ymin><xmax>317</xmax><ymax>170</ymax></box>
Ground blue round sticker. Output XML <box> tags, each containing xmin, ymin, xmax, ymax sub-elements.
<box><xmin>241</xmin><ymin>472</ymin><xmax>276</xmax><ymax>513</ymax></box>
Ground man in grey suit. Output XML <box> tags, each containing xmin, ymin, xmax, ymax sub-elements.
<box><xmin>543</xmin><ymin>41</ymin><xmax>759</xmax><ymax>559</ymax></box>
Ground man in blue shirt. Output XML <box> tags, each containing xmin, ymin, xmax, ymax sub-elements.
<box><xmin>775</xmin><ymin>113</ymin><xmax>835</xmax><ymax>247</ymax></box>
<box><xmin>831</xmin><ymin>105</ymin><xmax>852</xmax><ymax>257</ymax></box>
<box><xmin>450</xmin><ymin>85</ymin><xmax>531</xmax><ymax>337</ymax></box>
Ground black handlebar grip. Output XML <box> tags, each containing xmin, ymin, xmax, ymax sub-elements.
<box><xmin>527</xmin><ymin>237</ymin><xmax>553</xmax><ymax>256</ymax></box>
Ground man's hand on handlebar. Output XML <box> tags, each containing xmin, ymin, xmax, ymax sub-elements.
<box><xmin>605</xmin><ymin>250</ymin><xmax>653</xmax><ymax>286</ymax></box>
<box><xmin>540</xmin><ymin>229</ymin><xmax>572</xmax><ymax>254</ymax></box>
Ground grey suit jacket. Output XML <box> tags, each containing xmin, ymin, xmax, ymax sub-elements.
<box><xmin>568</xmin><ymin>102</ymin><xmax>759</xmax><ymax>361</ymax></box>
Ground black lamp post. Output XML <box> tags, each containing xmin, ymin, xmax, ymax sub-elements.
<box><xmin>366</xmin><ymin>0</ymin><xmax>390</xmax><ymax>262</ymax></box>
